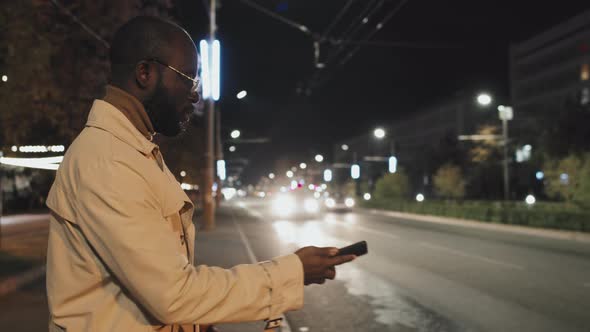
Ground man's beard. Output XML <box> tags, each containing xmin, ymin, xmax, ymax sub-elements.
<box><xmin>144</xmin><ymin>79</ymin><xmax>184</xmax><ymax>137</ymax></box>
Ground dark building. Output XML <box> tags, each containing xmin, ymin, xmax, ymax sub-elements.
<box><xmin>510</xmin><ymin>9</ymin><xmax>590</xmax><ymax>149</ymax></box>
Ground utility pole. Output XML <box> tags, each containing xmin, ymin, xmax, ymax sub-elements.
<box><xmin>0</xmin><ymin>152</ymin><xmax>3</xmax><ymax>249</ymax></box>
<box><xmin>202</xmin><ymin>0</ymin><xmax>217</xmax><ymax>230</ymax></box>
<box><xmin>499</xmin><ymin>107</ymin><xmax>512</xmax><ymax>201</ymax></box>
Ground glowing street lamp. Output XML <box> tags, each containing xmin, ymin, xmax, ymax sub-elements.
<box><xmin>373</xmin><ymin>128</ymin><xmax>386</xmax><ymax>139</ymax></box>
<box><xmin>476</xmin><ymin>93</ymin><xmax>492</xmax><ymax>106</ymax></box>
<box><xmin>1</xmin><ymin>75</ymin><xmax>7</xmax><ymax>82</ymax></box>
<box><xmin>236</xmin><ymin>90</ymin><xmax>247</xmax><ymax>99</ymax></box>
<box><xmin>323</xmin><ymin>169</ymin><xmax>332</xmax><ymax>182</ymax></box>
<box><xmin>341</xmin><ymin>144</ymin><xmax>349</xmax><ymax>151</ymax></box>
<box><xmin>217</xmin><ymin>160</ymin><xmax>226</xmax><ymax>180</ymax></box>
<box><xmin>230</xmin><ymin>130</ymin><xmax>241</xmax><ymax>139</ymax></box>
<box><xmin>388</xmin><ymin>156</ymin><xmax>397</xmax><ymax>173</ymax></box>
<box><xmin>299</xmin><ymin>163</ymin><xmax>307</xmax><ymax>169</ymax></box>
<box><xmin>286</xmin><ymin>170</ymin><xmax>294</xmax><ymax>178</ymax></box>
<box><xmin>315</xmin><ymin>154</ymin><xmax>324</xmax><ymax>162</ymax></box>
<box><xmin>351</xmin><ymin>164</ymin><xmax>360</xmax><ymax>179</ymax></box>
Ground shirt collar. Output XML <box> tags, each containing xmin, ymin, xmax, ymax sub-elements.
<box><xmin>86</xmin><ymin>99</ymin><xmax>158</xmax><ymax>156</ymax></box>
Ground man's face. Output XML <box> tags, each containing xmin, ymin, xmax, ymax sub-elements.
<box><xmin>145</xmin><ymin>41</ymin><xmax>199</xmax><ymax>137</ymax></box>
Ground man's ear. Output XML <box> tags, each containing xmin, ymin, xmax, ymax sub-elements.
<box><xmin>135</xmin><ymin>61</ymin><xmax>155</xmax><ymax>90</ymax></box>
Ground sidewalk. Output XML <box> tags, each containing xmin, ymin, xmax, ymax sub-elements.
<box><xmin>0</xmin><ymin>213</ymin><xmax>49</xmax><ymax>297</ymax></box>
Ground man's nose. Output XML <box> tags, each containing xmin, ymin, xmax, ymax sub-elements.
<box><xmin>189</xmin><ymin>90</ymin><xmax>200</xmax><ymax>104</ymax></box>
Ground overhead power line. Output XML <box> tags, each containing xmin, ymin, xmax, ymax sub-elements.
<box><xmin>319</xmin><ymin>0</ymin><xmax>356</xmax><ymax>43</ymax></box>
<box><xmin>340</xmin><ymin>0</ymin><xmax>411</xmax><ymax>65</ymax></box>
<box><xmin>308</xmin><ymin>0</ymin><xmax>383</xmax><ymax>85</ymax></box>
<box><xmin>238</xmin><ymin>0</ymin><xmax>312</xmax><ymax>35</ymax></box>
<box><xmin>327</xmin><ymin>39</ymin><xmax>462</xmax><ymax>49</ymax></box>
<box><xmin>50</xmin><ymin>0</ymin><xmax>110</xmax><ymax>49</ymax></box>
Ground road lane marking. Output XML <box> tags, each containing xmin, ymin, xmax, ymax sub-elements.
<box><xmin>230</xmin><ymin>210</ymin><xmax>292</xmax><ymax>332</ymax></box>
<box><xmin>419</xmin><ymin>242</ymin><xmax>525</xmax><ymax>270</ymax></box>
<box><xmin>353</xmin><ymin>224</ymin><xmax>400</xmax><ymax>240</ymax></box>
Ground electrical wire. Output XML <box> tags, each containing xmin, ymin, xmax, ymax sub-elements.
<box><xmin>238</xmin><ymin>0</ymin><xmax>312</xmax><ymax>35</ymax></box>
<box><xmin>339</xmin><ymin>0</ymin><xmax>411</xmax><ymax>65</ymax></box>
<box><xmin>49</xmin><ymin>0</ymin><xmax>110</xmax><ymax>49</ymax></box>
<box><xmin>319</xmin><ymin>0</ymin><xmax>356</xmax><ymax>43</ymax></box>
<box><xmin>327</xmin><ymin>39</ymin><xmax>462</xmax><ymax>49</ymax></box>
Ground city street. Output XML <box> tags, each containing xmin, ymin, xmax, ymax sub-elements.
<box><xmin>1</xmin><ymin>201</ymin><xmax>590</xmax><ymax>331</ymax></box>
<box><xmin>227</xmin><ymin>198</ymin><xmax>590</xmax><ymax>332</ymax></box>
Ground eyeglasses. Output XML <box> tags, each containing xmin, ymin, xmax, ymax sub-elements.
<box><xmin>146</xmin><ymin>59</ymin><xmax>200</xmax><ymax>95</ymax></box>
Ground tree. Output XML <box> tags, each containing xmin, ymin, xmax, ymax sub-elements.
<box><xmin>373</xmin><ymin>168</ymin><xmax>410</xmax><ymax>201</ymax></box>
<box><xmin>543</xmin><ymin>153</ymin><xmax>590</xmax><ymax>208</ymax></box>
<box><xmin>0</xmin><ymin>0</ymin><xmax>175</xmax><ymax>147</ymax></box>
<box><xmin>433</xmin><ymin>163</ymin><xmax>465</xmax><ymax>200</ymax></box>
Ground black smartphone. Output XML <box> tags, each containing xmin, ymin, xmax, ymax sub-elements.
<box><xmin>337</xmin><ymin>241</ymin><xmax>368</xmax><ymax>257</ymax></box>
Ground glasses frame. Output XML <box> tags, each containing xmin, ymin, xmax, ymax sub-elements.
<box><xmin>146</xmin><ymin>58</ymin><xmax>200</xmax><ymax>94</ymax></box>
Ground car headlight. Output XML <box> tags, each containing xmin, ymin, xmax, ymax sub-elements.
<box><xmin>272</xmin><ymin>195</ymin><xmax>295</xmax><ymax>216</ymax></box>
<box><xmin>325</xmin><ymin>198</ymin><xmax>336</xmax><ymax>208</ymax></box>
<box><xmin>304</xmin><ymin>198</ymin><xmax>319</xmax><ymax>213</ymax></box>
<box><xmin>345</xmin><ymin>198</ymin><xmax>355</xmax><ymax>208</ymax></box>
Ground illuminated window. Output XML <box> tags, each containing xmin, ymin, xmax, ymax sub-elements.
<box><xmin>581</xmin><ymin>63</ymin><xmax>589</xmax><ymax>81</ymax></box>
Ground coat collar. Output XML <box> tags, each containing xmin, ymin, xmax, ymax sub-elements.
<box><xmin>86</xmin><ymin>100</ymin><xmax>158</xmax><ymax>156</ymax></box>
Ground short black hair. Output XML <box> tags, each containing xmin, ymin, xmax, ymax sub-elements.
<box><xmin>109</xmin><ymin>16</ymin><xmax>188</xmax><ymax>83</ymax></box>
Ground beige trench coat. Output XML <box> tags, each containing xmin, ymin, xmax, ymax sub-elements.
<box><xmin>46</xmin><ymin>100</ymin><xmax>304</xmax><ymax>331</ymax></box>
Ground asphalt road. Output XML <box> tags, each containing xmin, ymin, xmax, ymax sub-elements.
<box><xmin>1</xmin><ymin>201</ymin><xmax>589</xmax><ymax>332</ymax></box>
<box><xmin>229</xmin><ymin>198</ymin><xmax>590</xmax><ymax>332</ymax></box>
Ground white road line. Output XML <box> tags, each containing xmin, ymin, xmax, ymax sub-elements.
<box><xmin>353</xmin><ymin>225</ymin><xmax>400</xmax><ymax>240</ymax></box>
<box><xmin>419</xmin><ymin>242</ymin><xmax>526</xmax><ymax>270</ymax></box>
<box><xmin>231</xmin><ymin>210</ymin><xmax>292</xmax><ymax>332</ymax></box>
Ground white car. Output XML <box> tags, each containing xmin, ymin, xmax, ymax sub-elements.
<box><xmin>271</xmin><ymin>190</ymin><xmax>321</xmax><ymax>218</ymax></box>
<box><xmin>324</xmin><ymin>193</ymin><xmax>355</xmax><ymax>212</ymax></box>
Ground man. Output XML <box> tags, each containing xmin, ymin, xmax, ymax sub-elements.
<box><xmin>46</xmin><ymin>16</ymin><xmax>355</xmax><ymax>332</ymax></box>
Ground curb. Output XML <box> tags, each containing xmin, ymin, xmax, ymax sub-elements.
<box><xmin>0</xmin><ymin>265</ymin><xmax>46</xmax><ymax>297</ymax></box>
<box><xmin>360</xmin><ymin>208</ymin><xmax>590</xmax><ymax>244</ymax></box>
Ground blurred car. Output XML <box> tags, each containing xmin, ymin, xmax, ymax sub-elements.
<box><xmin>324</xmin><ymin>192</ymin><xmax>355</xmax><ymax>212</ymax></box>
<box><xmin>271</xmin><ymin>189</ymin><xmax>321</xmax><ymax>218</ymax></box>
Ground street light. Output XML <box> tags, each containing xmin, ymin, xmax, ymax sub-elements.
<box><xmin>286</xmin><ymin>170</ymin><xmax>294</xmax><ymax>178</ymax></box>
<box><xmin>299</xmin><ymin>163</ymin><xmax>307</xmax><ymax>169</ymax></box>
<box><xmin>315</xmin><ymin>154</ymin><xmax>324</xmax><ymax>162</ymax></box>
<box><xmin>230</xmin><ymin>130</ymin><xmax>241</xmax><ymax>139</ymax></box>
<box><xmin>180</xmin><ymin>170</ymin><xmax>186</xmax><ymax>177</ymax></box>
<box><xmin>341</xmin><ymin>144</ymin><xmax>349</xmax><ymax>151</ymax></box>
<box><xmin>268</xmin><ymin>173</ymin><xmax>275</xmax><ymax>179</ymax></box>
<box><xmin>229</xmin><ymin>146</ymin><xmax>236</xmax><ymax>152</ymax></box>
<box><xmin>373</xmin><ymin>128</ymin><xmax>386</xmax><ymax>139</ymax></box>
<box><xmin>1</xmin><ymin>75</ymin><xmax>7</xmax><ymax>82</ymax></box>
<box><xmin>388</xmin><ymin>156</ymin><xmax>397</xmax><ymax>173</ymax></box>
<box><xmin>323</xmin><ymin>169</ymin><xmax>332</xmax><ymax>182</ymax></box>
<box><xmin>236</xmin><ymin>90</ymin><xmax>247</xmax><ymax>99</ymax></box>
<box><xmin>351</xmin><ymin>164</ymin><xmax>360</xmax><ymax>179</ymax></box>
<box><xmin>476</xmin><ymin>93</ymin><xmax>492</xmax><ymax>106</ymax></box>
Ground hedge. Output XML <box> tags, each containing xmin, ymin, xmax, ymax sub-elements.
<box><xmin>361</xmin><ymin>199</ymin><xmax>590</xmax><ymax>232</ymax></box>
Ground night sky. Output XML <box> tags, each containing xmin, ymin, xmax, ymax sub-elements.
<box><xmin>175</xmin><ymin>0</ymin><xmax>590</xmax><ymax>183</ymax></box>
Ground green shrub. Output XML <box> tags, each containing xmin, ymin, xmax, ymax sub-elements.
<box><xmin>433</xmin><ymin>163</ymin><xmax>465</xmax><ymax>199</ymax></box>
<box><xmin>361</xmin><ymin>199</ymin><xmax>590</xmax><ymax>232</ymax></box>
<box><xmin>373</xmin><ymin>169</ymin><xmax>410</xmax><ymax>201</ymax></box>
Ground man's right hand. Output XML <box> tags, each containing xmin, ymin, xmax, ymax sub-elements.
<box><xmin>294</xmin><ymin>246</ymin><xmax>356</xmax><ymax>285</ymax></box>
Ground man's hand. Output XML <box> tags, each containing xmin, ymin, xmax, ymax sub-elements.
<box><xmin>294</xmin><ymin>246</ymin><xmax>356</xmax><ymax>285</ymax></box>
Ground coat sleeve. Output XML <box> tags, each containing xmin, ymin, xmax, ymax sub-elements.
<box><xmin>74</xmin><ymin>160</ymin><xmax>304</xmax><ymax>325</ymax></box>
